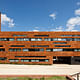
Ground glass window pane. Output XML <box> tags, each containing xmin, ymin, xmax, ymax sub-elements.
<box><xmin>31</xmin><ymin>60</ymin><xmax>35</xmax><ymax>62</ymax></box>
<box><xmin>44</xmin><ymin>38</ymin><xmax>51</xmax><ymax>41</ymax></box>
<box><xmin>46</xmin><ymin>49</ymin><xmax>51</xmax><ymax>51</ymax></box>
<box><xmin>36</xmin><ymin>60</ymin><xmax>39</xmax><ymax>62</ymax></box>
<box><xmin>23</xmin><ymin>48</ymin><xmax>28</xmax><ymax>51</ymax></box>
<box><xmin>53</xmin><ymin>49</ymin><xmax>63</xmax><ymax>51</ymax></box>
<box><xmin>40</xmin><ymin>48</ymin><xmax>44</xmax><ymax>51</ymax></box>
<box><xmin>9</xmin><ymin>38</ymin><xmax>14</xmax><ymax>41</ymax></box>
<box><xmin>45</xmin><ymin>60</ymin><xmax>49</xmax><ymax>62</ymax></box>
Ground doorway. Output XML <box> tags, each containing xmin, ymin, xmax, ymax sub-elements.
<box><xmin>53</xmin><ymin>56</ymin><xmax>71</xmax><ymax>64</ymax></box>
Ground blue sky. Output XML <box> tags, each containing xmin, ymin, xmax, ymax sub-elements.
<box><xmin>0</xmin><ymin>0</ymin><xmax>80</xmax><ymax>31</ymax></box>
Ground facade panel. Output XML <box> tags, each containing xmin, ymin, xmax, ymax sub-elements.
<box><xmin>0</xmin><ymin>32</ymin><xmax>80</xmax><ymax>64</ymax></box>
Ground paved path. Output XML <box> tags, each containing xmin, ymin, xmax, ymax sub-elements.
<box><xmin>0</xmin><ymin>64</ymin><xmax>79</xmax><ymax>75</ymax></box>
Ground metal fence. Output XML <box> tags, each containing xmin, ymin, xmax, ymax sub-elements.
<box><xmin>71</xmin><ymin>72</ymin><xmax>80</xmax><ymax>80</ymax></box>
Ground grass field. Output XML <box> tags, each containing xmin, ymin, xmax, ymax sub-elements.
<box><xmin>0</xmin><ymin>76</ymin><xmax>67</xmax><ymax>80</ymax></box>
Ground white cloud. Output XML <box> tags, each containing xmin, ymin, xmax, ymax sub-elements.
<box><xmin>51</xmin><ymin>26</ymin><xmax>63</xmax><ymax>31</ymax></box>
<box><xmin>77</xmin><ymin>2</ymin><xmax>80</xmax><ymax>6</ymax></box>
<box><xmin>33</xmin><ymin>30</ymin><xmax>39</xmax><ymax>32</ymax></box>
<box><xmin>66</xmin><ymin>16</ymin><xmax>80</xmax><ymax>31</ymax></box>
<box><xmin>49</xmin><ymin>13</ymin><xmax>56</xmax><ymax>20</ymax></box>
<box><xmin>56</xmin><ymin>26</ymin><xmax>63</xmax><ymax>30</ymax></box>
<box><xmin>1</xmin><ymin>14</ymin><xmax>15</xmax><ymax>27</ymax></box>
<box><xmin>66</xmin><ymin>8</ymin><xmax>80</xmax><ymax>31</ymax></box>
<box><xmin>75</xmin><ymin>8</ymin><xmax>80</xmax><ymax>16</ymax></box>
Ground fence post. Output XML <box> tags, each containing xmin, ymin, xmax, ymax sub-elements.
<box><xmin>77</xmin><ymin>73</ymin><xmax>79</xmax><ymax>80</ymax></box>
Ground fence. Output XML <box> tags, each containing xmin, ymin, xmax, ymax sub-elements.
<box><xmin>71</xmin><ymin>72</ymin><xmax>80</xmax><ymax>80</ymax></box>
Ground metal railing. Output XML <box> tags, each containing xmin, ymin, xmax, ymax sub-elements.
<box><xmin>71</xmin><ymin>72</ymin><xmax>80</xmax><ymax>80</ymax></box>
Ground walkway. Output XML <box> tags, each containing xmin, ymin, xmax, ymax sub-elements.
<box><xmin>0</xmin><ymin>64</ymin><xmax>79</xmax><ymax>75</ymax></box>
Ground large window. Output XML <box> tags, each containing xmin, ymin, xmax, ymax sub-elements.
<box><xmin>0</xmin><ymin>38</ymin><xmax>14</xmax><ymax>41</ymax></box>
<box><xmin>52</xmin><ymin>38</ymin><xmax>65</xmax><ymax>41</ymax></box>
<box><xmin>74</xmin><ymin>49</ymin><xmax>80</xmax><ymax>51</ymax></box>
<box><xmin>23</xmin><ymin>48</ymin><xmax>28</xmax><ymax>51</ymax></box>
<box><xmin>9</xmin><ymin>38</ymin><xmax>15</xmax><ymax>41</ymax></box>
<box><xmin>9</xmin><ymin>48</ymin><xmax>21</xmax><ymax>51</ymax></box>
<box><xmin>0</xmin><ymin>48</ymin><xmax>5</xmax><ymax>51</ymax></box>
<box><xmin>53</xmin><ymin>38</ymin><xmax>73</xmax><ymax>41</ymax></box>
<box><xmin>23</xmin><ymin>48</ymin><xmax>44</xmax><ymax>51</ymax></box>
<box><xmin>63</xmin><ymin>49</ymin><xmax>74</xmax><ymax>51</ymax></box>
<box><xmin>0</xmin><ymin>45</ymin><xmax>3</xmax><ymax>47</ymax></box>
<box><xmin>53</xmin><ymin>49</ymin><xmax>63</xmax><ymax>51</ymax></box>
<box><xmin>74</xmin><ymin>38</ymin><xmax>80</xmax><ymax>41</ymax></box>
<box><xmin>44</xmin><ymin>38</ymin><xmax>80</xmax><ymax>41</ymax></box>
<box><xmin>61</xmin><ymin>35</ymin><xmax>80</xmax><ymax>37</ymax></box>
<box><xmin>9</xmin><ymin>59</ymin><xmax>19</xmax><ymax>62</ymax></box>
<box><xmin>31</xmin><ymin>45</ymin><xmax>49</xmax><ymax>47</ymax></box>
<box><xmin>0</xmin><ymin>57</ymin><xmax>7</xmax><ymax>60</ymax></box>
<box><xmin>53</xmin><ymin>42</ymin><xmax>67</xmax><ymax>44</ymax></box>
<box><xmin>0</xmin><ymin>38</ymin><xmax>7</xmax><ymax>41</ymax></box>
<box><xmin>44</xmin><ymin>38</ymin><xmax>51</xmax><ymax>41</ymax></box>
<box><xmin>21</xmin><ymin>59</ymin><xmax>49</xmax><ymax>62</ymax></box>
<box><xmin>55</xmin><ymin>45</ymin><xmax>70</xmax><ymax>47</ymax></box>
<box><xmin>13</xmin><ymin>34</ymin><xmax>26</xmax><ymax>37</ymax></box>
<box><xmin>17</xmin><ymin>38</ymin><xmax>29</xmax><ymax>41</ymax></box>
<box><xmin>44</xmin><ymin>38</ymin><xmax>67</xmax><ymax>41</ymax></box>
<box><xmin>1</xmin><ymin>37</ymin><xmax>80</xmax><ymax>41</ymax></box>
<box><xmin>11</xmin><ymin>45</ymin><xmax>25</xmax><ymax>47</ymax></box>
<box><xmin>31</xmin><ymin>38</ymin><xmax>42</xmax><ymax>41</ymax></box>
<box><xmin>21</xmin><ymin>59</ymin><xmax>29</xmax><ymax>62</ymax></box>
<box><xmin>34</xmin><ymin>35</ymin><xmax>49</xmax><ymax>37</ymax></box>
<box><xmin>15</xmin><ymin>56</ymin><xmax>46</xmax><ymax>57</ymax></box>
<box><xmin>46</xmin><ymin>48</ymin><xmax>53</xmax><ymax>51</ymax></box>
<box><xmin>46</xmin><ymin>48</ymin><xmax>80</xmax><ymax>52</ymax></box>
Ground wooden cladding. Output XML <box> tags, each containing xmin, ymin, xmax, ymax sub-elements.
<box><xmin>34</xmin><ymin>35</ymin><xmax>49</xmax><ymax>37</ymax></box>
<box><xmin>0</xmin><ymin>31</ymin><xmax>80</xmax><ymax>64</ymax></box>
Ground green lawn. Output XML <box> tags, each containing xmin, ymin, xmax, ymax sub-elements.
<box><xmin>45</xmin><ymin>76</ymin><xmax>67</xmax><ymax>80</ymax></box>
<box><xmin>0</xmin><ymin>76</ymin><xmax>67</xmax><ymax>80</ymax></box>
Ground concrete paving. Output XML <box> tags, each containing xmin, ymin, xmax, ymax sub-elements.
<box><xmin>0</xmin><ymin>64</ymin><xmax>79</xmax><ymax>75</ymax></box>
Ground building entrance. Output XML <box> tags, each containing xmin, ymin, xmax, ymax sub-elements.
<box><xmin>53</xmin><ymin>56</ymin><xmax>71</xmax><ymax>64</ymax></box>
